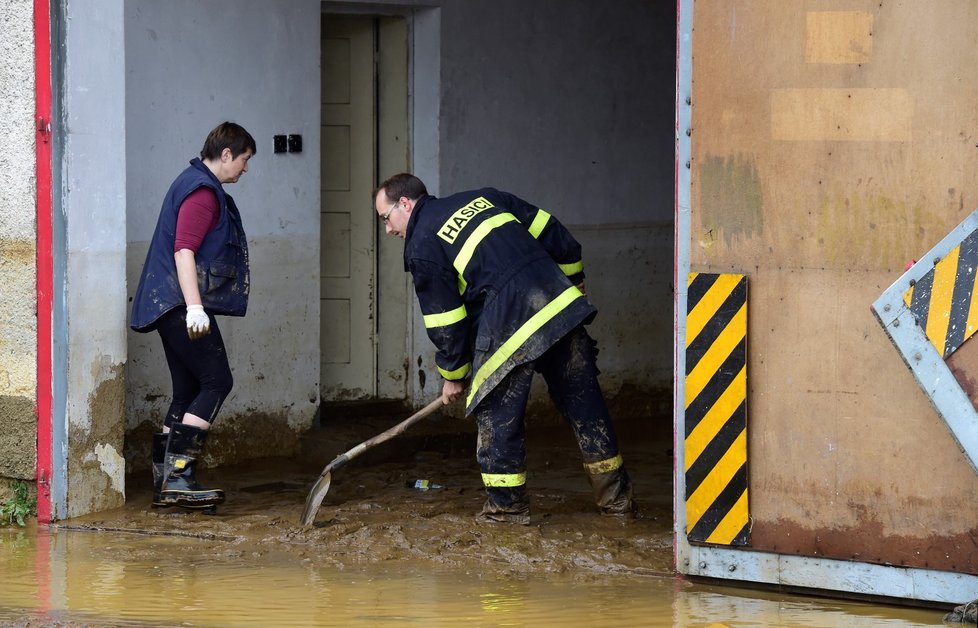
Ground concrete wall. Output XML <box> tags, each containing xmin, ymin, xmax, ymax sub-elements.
<box><xmin>688</xmin><ymin>1</ymin><xmax>978</xmax><ymax>573</ymax></box>
<box><xmin>0</xmin><ymin>0</ymin><xmax>38</xmax><ymax>495</ymax></box>
<box><xmin>60</xmin><ymin>1</ymin><xmax>129</xmax><ymax>517</ymax></box>
<box><xmin>421</xmin><ymin>0</ymin><xmax>677</xmax><ymax>414</ymax></box>
<box><xmin>124</xmin><ymin>0</ymin><xmax>322</xmax><ymax>467</ymax></box>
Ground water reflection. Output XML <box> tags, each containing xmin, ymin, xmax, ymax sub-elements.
<box><xmin>0</xmin><ymin>527</ymin><xmax>946</xmax><ymax>627</ymax></box>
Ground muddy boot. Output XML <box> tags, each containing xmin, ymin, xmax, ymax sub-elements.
<box><xmin>158</xmin><ymin>423</ymin><xmax>225</xmax><ymax>509</ymax></box>
<box><xmin>476</xmin><ymin>486</ymin><xmax>530</xmax><ymax>525</ymax></box>
<box><xmin>151</xmin><ymin>433</ymin><xmax>168</xmax><ymax>507</ymax></box>
<box><xmin>589</xmin><ymin>467</ymin><xmax>635</xmax><ymax>517</ymax></box>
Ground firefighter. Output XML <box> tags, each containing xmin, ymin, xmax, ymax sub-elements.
<box><xmin>373</xmin><ymin>173</ymin><xmax>634</xmax><ymax>524</ymax></box>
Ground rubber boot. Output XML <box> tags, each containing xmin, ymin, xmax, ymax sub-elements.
<box><xmin>151</xmin><ymin>433</ymin><xmax>168</xmax><ymax>507</ymax></box>
<box><xmin>476</xmin><ymin>486</ymin><xmax>530</xmax><ymax>525</ymax></box>
<box><xmin>158</xmin><ymin>423</ymin><xmax>225</xmax><ymax>509</ymax></box>
<box><xmin>589</xmin><ymin>467</ymin><xmax>635</xmax><ymax>517</ymax></box>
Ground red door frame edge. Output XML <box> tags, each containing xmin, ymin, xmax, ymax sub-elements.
<box><xmin>34</xmin><ymin>0</ymin><xmax>54</xmax><ymax>525</ymax></box>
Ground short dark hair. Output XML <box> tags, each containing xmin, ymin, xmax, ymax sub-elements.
<box><xmin>200</xmin><ymin>121</ymin><xmax>257</xmax><ymax>160</ymax></box>
<box><xmin>374</xmin><ymin>173</ymin><xmax>428</xmax><ymax>204</ymax></box>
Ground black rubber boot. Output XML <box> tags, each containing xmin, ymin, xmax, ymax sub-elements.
<box><xmin>476</xmin><ymin>486</ymin><xmax>530</xmax><ymax>525</ymax></box>
<box><xmin>151</xmin><ymin>433</ymin><xmax>168</xmax><ymax>507</ymax></box>
<box><xmin>589</xmin><ymin>467</ymin><xmax>635</xmax><ymax>517</ymax></box>
<box><xmin>158</xmin><ymin>423</ymin><xmax>225</xmax><ymax>509</ymax></box>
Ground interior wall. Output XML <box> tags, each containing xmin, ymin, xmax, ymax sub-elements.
<box><xmin>124</xmin><ymin>0</ymin><xmax>322</xmax><ymax>467</ymax></box>
<box><xmin>689</xmin><ymin>0</ymin><xmax>978</xmax><ymax>573</ymax></box>
<box><xmin>121</xmin><ymin>0</ymin><xmax>674</xmax><ymax>468</ymax></box>
<box><xmin>422</xmin><ymin>0</ymin><xmax>677</xmax><ymax>413</ymax></box>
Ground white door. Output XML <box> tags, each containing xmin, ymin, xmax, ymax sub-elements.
<box><xmin>320</xmin><ymin>16</ymin><xmax>376</xmax><ymax>400</ymax></box>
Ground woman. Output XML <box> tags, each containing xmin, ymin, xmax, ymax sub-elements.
<box><xmin>130</xmin><ymin>121</ymin><xmax>256</xmax><ymax>510</ymax></box>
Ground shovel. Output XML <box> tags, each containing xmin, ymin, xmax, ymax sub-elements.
<box><xmin>300</xmin><ymin>397</ymin><xmax>445</xmax><ymax>528</ymax></box>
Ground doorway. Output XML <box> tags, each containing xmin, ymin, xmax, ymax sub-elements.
<box><xmin>320</xmin><ymin>14</ymin><xmax>410</xmax><ymax>403</ymax></box>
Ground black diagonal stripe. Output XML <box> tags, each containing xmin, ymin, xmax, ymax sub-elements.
<box><xmin>685</xmin><ymin>406</ymin><xmax>746</xmax><ymax>498</ymax></box>
<box><xmin>686</xmin><ymin>280</ymin><xmax>747</xmax><ymax>375</ymax></box>
<box><xmin>686</xmin><ymin>273</ymin><xmax>718</xmax><ymax>314</ymax></box>
<box><xmin>685</xmin><ymin>338</ymin><xmax>746</xmax><ymax>435</ymax></box>
<box><xmin>729</xmin><ymin>521</ymin><xmax>749</xmax><ymax>546</ymax></box>
<box><xmin>909</xmin><ymin>268</ymin><xmax>934</xmax><ymax>331</ymax></box>
<box><xmin>687</xmin><ymin>463</ymin><xmax>748</xmax><ymax>544</ymax></box>
<box><xmin>946</xmin><ymin>236</ymin><xmax>978</xmax><ymax>356</ymax></box>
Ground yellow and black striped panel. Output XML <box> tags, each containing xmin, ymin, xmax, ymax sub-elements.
<box><xmin>903</xmin><ymin>231</ymin><xmax>978</xmax><ymax>359</ymax></box>
<box><xmin>685</xmin><ymin>272</ymin><xmax>749</xmax><ymax>546</ymax></box>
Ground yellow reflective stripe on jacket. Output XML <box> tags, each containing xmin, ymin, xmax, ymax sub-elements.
<box><xmin>481</xmin><ymin>472</ymin><xmax>526</xmax><ymax>487</ymax></box>
<box><xmin>583</xmin><ymin>454</ymin><xmax>623</xmax><ymax>475</ymax></box>
<box><xmin>559</xmin><ymin>260</ymin><xmax>584</xmax><ymax>276</ymax></box>
<box><xmin>528</xmin><ymin>209</ymin><xmax>550</xmax><ymax>238</ymax></box>
<box><xmin>438</xmin><ymin>362</ymin><xmax>470</xmax><ymax>380</ymax></box>
<box><xmin>466</xmin><ymin>285</ymin><xmax>583</xmax><ymax>407</ymax></box>
<box><xmin>454</xmin><ymin>213</ymin><xmax>519</xmax><ymax>294</ymax></box>
<box><xmin>423</xmin><ymin>304</ymin><xmax>467</xmax><ymax>329</ymax></box>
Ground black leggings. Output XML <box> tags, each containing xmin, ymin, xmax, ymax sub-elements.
<box><xmin>156</xmin><ymin>307</ymin><xmax>233</xmax><ymax>429</ymax></box>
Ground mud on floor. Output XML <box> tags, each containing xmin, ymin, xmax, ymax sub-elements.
<box><xmin>56</xmin><ymin>411</ymin><xmax>675</xmax><ymax>578</ymax></box>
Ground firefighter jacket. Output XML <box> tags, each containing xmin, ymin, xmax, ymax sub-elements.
<box><xmin>130</xmin><ymin>158</ymin><xmax>250</xmax><ymax>332</ymax></box>
<box><xmin>403</xmin><ymin>188</ymin><xmax>596</xmax><ymax>415</ymax></box>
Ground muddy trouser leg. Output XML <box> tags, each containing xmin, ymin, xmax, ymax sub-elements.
<box><xmin>537</xmin><ymin>325</ymin><xmax>634</xmax><ymax>516</ymax></box>
<box><xmin>473</xmin><ymin>363</ymin><xmax>534</xmax><ymax>524</ymax></box>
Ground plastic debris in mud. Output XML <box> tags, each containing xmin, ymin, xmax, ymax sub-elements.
<box><xmin>405</xmin><ymin>479</ymin><xmax>445</xmax><ymax>491</ymax></box>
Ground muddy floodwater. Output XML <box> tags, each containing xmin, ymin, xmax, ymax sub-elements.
<box><xmin>0</xmin><ymin>410</ymin><xmax>953</xmax><ymax>625</ymax></box>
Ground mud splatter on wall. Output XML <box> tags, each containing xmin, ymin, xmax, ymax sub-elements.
<box><xmin>0</xmin><ymin>396</ymin><xmax>36</xmax><ymax>480</ymax></box>
<box><xmin>0</xmin><ymin>239</ymin><xmax>38</xmax><ymax>486</ymax></box>
<box><xmin>67</xmin><ymin>363</ymin><xmax>126</xmax><ymax>516</ymax></box>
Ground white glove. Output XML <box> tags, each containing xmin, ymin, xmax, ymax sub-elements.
<box><xmin>186</xmin><ymin>304</ymin><xmax>211</xmax><ymax>340</ymax></box>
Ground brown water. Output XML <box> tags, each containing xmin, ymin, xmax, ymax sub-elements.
<box><xmin>0</xmin><ymin>525</ymin><xmax>946</xmax><ymax>627</ymax></box>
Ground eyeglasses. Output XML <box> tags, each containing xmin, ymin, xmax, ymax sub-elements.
<box><xmin>380</xmin><ymin>201</ymin><xmax>399</xmax><ymax>224</ymax></box>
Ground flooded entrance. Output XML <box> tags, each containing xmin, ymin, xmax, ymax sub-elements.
<box><xmin>1</xmin><ymin>410</ymin><xmax>952</xmax><ymax>625</ymax></box>
<box><xmin>0</xmin><ymin>526</ymin><xmax>946</xmax><ymax>626</ymax></box>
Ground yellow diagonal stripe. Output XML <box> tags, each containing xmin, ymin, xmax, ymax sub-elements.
<box><xmin>685</xmin><ymin>366</ymin><xmax>745</xmax><ymax>471</ymax></box>
<box><xmin>686</xmin><ymin>274</ymin><xmax>742</xmax><ymax>348</ymax></box>
<box><xmin>705</xmin><ymin>488</ymin><xmax>749</xmax><ymax>545</ymax></box>
<box><xmin>686</xmin><ymin>429</ymin><xmax>747</xmax><ymax>532</ymax></box>
<box><xmin>925</xmin><ymin>245</ymin><xmax>959</xmax><ymax>355</ymax></box>
<box><xmin>466</xmin><ymin>285</ymin><xmax>583</xmax><ymax>407</ymax></box>
<box><xmin>685</xmin><ymin>303</ymin><xmax>746</xmax><ymax>408</ymax></box>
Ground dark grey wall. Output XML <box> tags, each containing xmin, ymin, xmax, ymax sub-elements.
<box><xmin>438</xmin><ymin>0</ymin><xmax>676</xmax><ymax>227</ymax></box>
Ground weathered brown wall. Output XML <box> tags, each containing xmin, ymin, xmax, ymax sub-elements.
<box><xmin>691</xmin><ymin>1</ymin><xmax>978</xmax><ymax>572</ymax></box>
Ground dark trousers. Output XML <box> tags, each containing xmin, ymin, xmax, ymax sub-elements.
<box><xmin>156</xmin><ymin>307</ymin><xmax>233</xmax><ymax>429</ymax></box>
<box><xmin>474</xmin><ymin>325</ymin><xmax>621</xmax><ymax>506</ymax></box>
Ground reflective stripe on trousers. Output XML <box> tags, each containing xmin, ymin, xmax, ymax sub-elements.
<box><xmin>473</xmin><ymin>326</ymin><xmax>623</xmax><ymax>493</ymax></box>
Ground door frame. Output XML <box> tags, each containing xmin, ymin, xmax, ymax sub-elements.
<box><xmin>322</xmin><ymin>2</ymin><xmax>441</xmax><ymax>407</ymax></box>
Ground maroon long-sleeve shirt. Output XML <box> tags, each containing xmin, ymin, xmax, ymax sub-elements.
<box><xmin>173</xmin><ymin>187</ymin><xmax>219</xmax><ymax>253</ymax></box>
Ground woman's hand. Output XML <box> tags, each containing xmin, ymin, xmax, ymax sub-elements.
<box><xmin>185</xmin><ymin>304</ymin><xmax>211</xmax><ymax>340</ymax></box>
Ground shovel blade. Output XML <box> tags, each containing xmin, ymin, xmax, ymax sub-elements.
<box><xmin>300</xmin><ymin>471</ymin><xmax>332</xmax><ymax>528</ymax></box>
